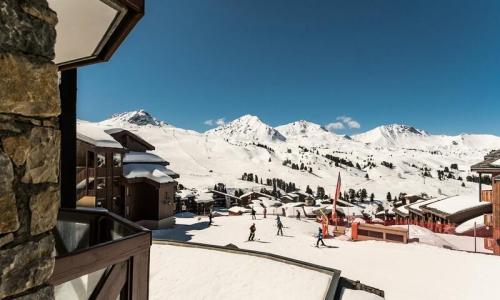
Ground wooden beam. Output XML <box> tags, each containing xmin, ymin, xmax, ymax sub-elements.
<box><xmin>49</xmin><ymin>232</ymin><xmax>150</xmax><ymax>285</ymax></box>
<box><xmin>90</xmin><ymin>261</ymin><xmax>128</xmax><ymax>300</ymax></box>
<box><xmin>59</xmin><ymin>68</ymin><xmax>77</xmax><ymax>209</ymax></box>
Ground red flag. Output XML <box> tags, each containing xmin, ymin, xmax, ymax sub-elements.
<box><xmin>332</xmin><ymin>172</ymin><xmax>341</xmax><ymax>224</ymax></box>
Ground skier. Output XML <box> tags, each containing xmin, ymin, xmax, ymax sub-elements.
<box><xmin>316</xmin><ymin>227</ymin><xmax>326</xmax><ymax>247</ymax></box>
<box><xmin>248</xmin><ymin>223</ymin><xmax>256</xmax><ymax>241</ymax></box>
<box><xmin>277</xmin><ymin>219</ymin><xmax>283</xmax><ymax>236</ymax></box>
<box><xmin>296</xmin><ymin>210</ymin><xmax>301</xmax><ymax>220</ymax></box>
<box><xmin>251</xmin><ymin>208</ymin><xmax>256</xmax><ymax>220</ymax></box>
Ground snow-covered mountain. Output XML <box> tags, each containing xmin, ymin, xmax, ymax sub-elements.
<box><xmin>276</xmin><ymin>120</ymin><xmax>345</xmax><ymax>146</ymax></box>
<box><xmin>84</xmin><ymin>110</ymin><xmax>500</xmax><ymax>200</ymax></box>
<box><xmin>276</xmin><ymin>120</ymin><xmax>328</xmax><ymax>137</ymax></box>
<box><xmin>205</xmin><ymin>114</ymin><xmax>286</xmax><ymax>143</ymax></box>
<box><xmin>353</xmin><ymin>124</ymin><xmax>500</xmax><ymax>152</ymax></box>
<box><xmin>100</xmin><ymin>109</ymin><xmax>167</xmax><ymax>127</ymax></box>
<box><xmin>353</xmin><ymin>124</ymin><xmax>429</xmax><ymax>147</ymax></box>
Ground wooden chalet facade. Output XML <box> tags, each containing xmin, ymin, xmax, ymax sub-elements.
<box><xmin>76</xmin><ymin>122</ymin><xmax>125</xmax><ymax>214</ymax></box>
<box><xmin>77</xmin><ymin>124</ymin><xmax>179</xmax><ymax>229</ymax></box>
<box><xmin>471</xmin><ymin>150</ymin><xmax>500</xmax><ymax>254</ymax></box>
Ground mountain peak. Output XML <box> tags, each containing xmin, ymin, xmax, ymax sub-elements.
<box><xmin>276</xmin><ymin>120</ymin><xmax>328</xmax><ymax>137</ymax></box>
<box><xmin>206</xmin><ymin>114</ymin><xmax>286</xmax><ymax>142</ymax></box>
<box><xmin>353</xmin><ymin>124</ymin><xmax>429</xmax><ymax>146</ymax></box>
<box><xmin>101</xmin><ymin>109</ymin><xmax>167</xmax><ymax>127</ymax></box>
<box><xmin>379</xmin><ymin>124</ymin><xmax>428</xmax><ymax>136</ymax></box>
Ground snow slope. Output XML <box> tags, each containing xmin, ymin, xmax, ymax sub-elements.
<box><xmin>153</xmin><ymin>215</ymin><xmax>500</xmax><ymax>300</ymax></box>
<box><xmin>83</xmin><ymin>110</ymin><xmax>500</xmax><ymax>200</ymax></box>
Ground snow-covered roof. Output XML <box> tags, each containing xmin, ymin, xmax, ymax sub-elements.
<box><xmin>455</xmin><ymin>215</ymin><xmax>485</xmax><ymax>234</ymax></box>
<box><xmin>408</xmin><ymin>197</ymin><xmax>445</xmax><ymax>214</ymax></box>
<box><xmin>177</xmin><ymin>189</ymin><xmax>195</xmax><ymax>199</ymax></box>
<box><xmin>77</xmin><ymin>121</ymin><xmax>123</xmax><ymax>149</ymax></box>
<box><xmin>123</xmin><ymin>151</ymin><xmax>167</xmax><ymax>164</ymax></box>
<box><xmin>492</xmin><ymin>159</ymin><xmax>500</xmax><ymax>167</ymax></box>
<box><xmin>123</xmin><ymin>163</ymin><xmax>176</xmax><ymax>184</ymax></box>
<box><xmin>228</xmin><ymin>206</ymin><xmax>250</xmax><ymax>214</ymax></box>
<box><xmin>195</xmin><ymin>192</ymin><xmax>214</xmax><ymax>203</ymax></box>
<box><xmin>336</xmin><ymin>206</ymin><xmax>364</xmax><ymax>217</ymax></box>
<box><xmin>424</xmin><ymin>195</ymin><xmax>490</xmax><ymax>216</ymax></box>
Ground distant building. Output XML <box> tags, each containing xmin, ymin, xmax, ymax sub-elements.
<box><xmin>76</xmin><ymin>122</ymin><xmax>179</xmax><ymax>229</ymax></box>
<box><xmin>471</xmin><ymin>150</ymin><xmax>500</xmax><ymax>254</ymax></box>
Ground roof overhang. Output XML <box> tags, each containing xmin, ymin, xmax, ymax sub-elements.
<box><xmin>48</xmin><ymin>0</ymin><xmax>144</xmax><ymax>70</ymax></box>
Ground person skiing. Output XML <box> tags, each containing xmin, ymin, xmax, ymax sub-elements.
<box><xmin>316</xmin><ymin>227</ymin><xmax>326</xmax><ymax>247</ymax></box>
<box><xmin>263</xmin><ymin>207</ymin><xmax>267</xmax><ymax>219</ymax></box>
<box><xmin>277</xmin><ymin>219</ymin><xmax>283</xmax><ymax>236</ymax></box>
<box><xmin>248</xmin><ymin>223</ymin><xmax>256</xmax><ymax>241</ymax></box>
<box><xmin>251</xmin><ymin>207</ymin><xmax>256</xmax><ymax>220</ymax></box>
<box><xmin>296</xmin><ymin>210</ymin><xmax>301</xmax><ymax>220</ymax></box>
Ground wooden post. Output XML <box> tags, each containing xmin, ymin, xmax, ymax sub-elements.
<box><xmin>479</xmin><ymin>172</ymin><xmax>482</xmax><ymax>202</ymax></box>
<box><xmin>474</xmin><ymin>221</ymin><xmax>477</xmax><ymax>253</ymax></box>
<box><xmin>59</xmin><ymin>68</ymin><xmax>78</xmax><ymax>209</ymax></box>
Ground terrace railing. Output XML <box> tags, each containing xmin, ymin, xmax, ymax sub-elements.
<box><xmin>50</xmin><ymin>208</ymin><xmax>151</xmax><ymax>300</ymax></box>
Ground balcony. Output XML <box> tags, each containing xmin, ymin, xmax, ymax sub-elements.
<box><xmin>50</xmin><ymin>208</ymin><xmax>151</xmax><ymax>300</ymax></box>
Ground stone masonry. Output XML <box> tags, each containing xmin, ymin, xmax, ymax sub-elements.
<box><xmin>0</xmin><ymin>0</ymin><xmax>60</xmax><ymax>299</ymax></box>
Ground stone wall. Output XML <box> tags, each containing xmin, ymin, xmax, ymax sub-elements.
<box><xmin>0</xmin><ymin>0</ymin><xmax>60</xmax><ymax>299</ymax></box>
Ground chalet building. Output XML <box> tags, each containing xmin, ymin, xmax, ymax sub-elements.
<box><xmin>240</xmin><ymin>191</ymin><xmax>273</xmax><ymax>205</ymax></box>
<box><xmin>396</xmin><ymin>195</ymin><xmax>492</xmax><ymax>234</ymax></box>
<box><xmin>471</xmin><ymin>150</ymin><xmax>500</xmax><ymax>254</ymax></box>
<box><xmin>175</xmin><ymin>190</ymin><xmax>214</xmax><ymax>215</ymax></box>
<box><xmin>76</xmin><ymin>121</ymin><xmax>125</xmax><ymax>213</ymax></box>
<box><xmin>76</xmin><ymin>122</ymin><xmax>179</xmax><ymax>229</ymax></box>
<box><xmin>208</xmin><ymin>189</ymin><xmax>242</xmax><ymax>208</ymax></box>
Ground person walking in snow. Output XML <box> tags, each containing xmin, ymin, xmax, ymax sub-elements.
<box><xmin>208</xmin><ymin>211</ymin><xmax>213</xmax><ymax>226</ymax></box>
<box><xmin>296</xmin><ymin>210</ymin><xmax>301</xmax><ymax>220</ymax></box>
<box><xmin>316</xmin><ymin>227</ymin><xmax>326</xmax><ymax>247</ymax></box>
<box><xmin>248</xmin><ymin>223</ymin><xmax>256</xmax><ymax>241</ymax></box>
<box><xmin>277</xmin><ymin>219</ymin><xmax>283</xmax><ymax>236</ymax></box>
<box><xmin>263</xmin><ymin>207</ymin><xmax>267</xmax><ymax>218</ymax></box>
<box><xmin>276</xmin><ymin>214</ymin><xmax>281</xmax><ymax>225</ymax></box>
<box><xmin>251</xmin><ymin>208</ymin><xmax>256</xmax><ymax>220</ymax></box>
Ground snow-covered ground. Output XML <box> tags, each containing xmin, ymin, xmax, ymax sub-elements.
<box><xmin>150</xmin><ymin>244</ymin><xmax>332</xmax><ymax>300</ymax></box>
<box><xmin>153</xmin><ymin>215</ymin><xmax>500</xmax><ymax>300</ymax></box>
<box><xmin>396</xmin><ymin>225</ymin><xmax>491</xmax><ymax>253</ymax></box>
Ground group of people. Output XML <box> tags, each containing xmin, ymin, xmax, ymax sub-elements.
<box><xmin>248</xmin><ymin>209</ymin><xmax>328</xmax><ymax>247</ymax></box>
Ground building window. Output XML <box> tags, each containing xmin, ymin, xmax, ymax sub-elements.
<box><xmin>97</xmin><ymin>153</ymin><xmax>106</xmax><ymax>168</ymax></box>
<box><xmin>96</xmin><ymin>178</ymin><xmax>105</xmax><ymax>190</ymax></box>
<box><xmin>113</xmin><ymin>153</ymin><xmax>122</xmax><ymax>167</ymax></box>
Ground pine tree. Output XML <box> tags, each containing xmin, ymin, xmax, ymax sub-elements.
<box><xmin>306</xmin><ymin>185</ymin><xmax>313</xmax><ymax>195</ymax></box>
<box><xmin>360</xmin><ymin>189</ymin><xmax>367</xmax><ymax>201</ymax></box>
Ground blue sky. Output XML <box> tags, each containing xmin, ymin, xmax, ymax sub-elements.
<box><xmin>78</xmin><ymin>0</ymin><xmax>500</xmax><ymax>135</ymax></box>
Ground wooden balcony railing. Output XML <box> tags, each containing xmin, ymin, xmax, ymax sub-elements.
<box><xmin>50</xmin><ymin>208</ymin><xmax>151</xmax><ymax>300</ymax></box>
